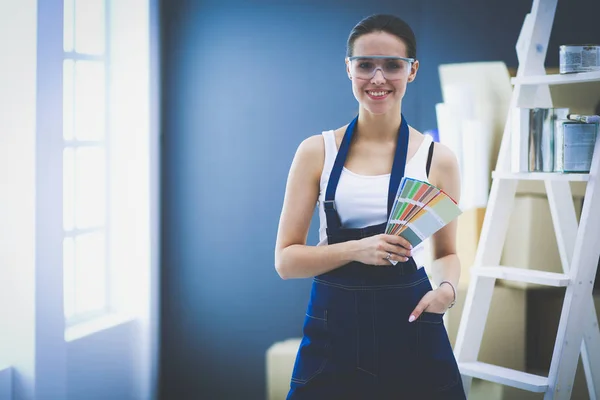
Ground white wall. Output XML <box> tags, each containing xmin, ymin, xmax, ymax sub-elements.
<box><xmin>36</xmin><ymin>1</ymin><xmax>68</xmax><ymax>398</ymax></box>
<box><xmin>146</xmin><ymin>0</ymin><xmax>161</xmax><ymax>397</ymax></box>
<box><xmin>67</xmin><ymin>322</ymin><xmax>138</xmax><ymax>400</ymax></box>
<box><xmin>0</xmin><ymin>368</ymin><xmax>12</xmax><ymax>400</ymax></box>
<box><xmin>0</xmin><ymin>0</ymin><xmax>159</xmax><ymax>399</ymax></box>
<box><xmin>0</xmin><ymin>1</ymin><xmax>38</xmax><ymax>398</ymax></box>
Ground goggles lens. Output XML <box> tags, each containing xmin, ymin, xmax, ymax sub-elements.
<box><xmin>348</xmin><ymin>56</ymin><xmax>413</xmax><ymax>80</ymax></box>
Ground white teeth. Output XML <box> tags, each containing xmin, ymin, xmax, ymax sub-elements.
<box><xmin>368</xmin><ymin>91</ymin><xmax>389</xmax><ymax>97</ymax></box>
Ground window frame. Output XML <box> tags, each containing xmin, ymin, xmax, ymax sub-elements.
<box><xmin>62</xmin><ymin>0</ymin><xmax>113</xmax><ymax>327</ymax></box>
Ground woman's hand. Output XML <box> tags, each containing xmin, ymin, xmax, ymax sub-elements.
<box><xmin>351</xmin><ymin>234</ymin><xmax>413</xmax><ymax>266</ymax></box>
<box><xmin>408</xmin><ymin>283</ymin><xmax>455</xmax><ymax>322</ymax></box>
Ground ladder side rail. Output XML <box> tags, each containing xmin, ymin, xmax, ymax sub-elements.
<box><xmin>546</xmin><ymin>134</ymin><xmax>600</xmax><ymax>399</ymax></box>
<box><xmin>581</xmin><ymin>299</ymin><xmax>600</xmax><ymax>400</ymax></box>
<box><xmin>545</xmin><ymin>180</ymin><xmax>578</xmax><ymax>273</ymax></box>
<box><xmin>516</xmin><ymin>0</ymin><xmax>557</xmax><ymax>78</ymax></box>
<box><xmin>455</xmin><ymin>1</ymin><xmax>559</xmax><ymax>396</ymax></box>
<box><xmin>455</xmin><ymin>0</ymin><xmax>558</xmax><ymax>361</ymax></box>
<box><xmin>510</xmin><ymin>0</ymin><xmax>557</xmax><ymax>172</ymax></box>
<box><xmin>546</xmin><ymin>172</ymin><xmax>600</xmax><ymax>400</ymax></box>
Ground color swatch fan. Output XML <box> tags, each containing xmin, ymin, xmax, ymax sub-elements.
<box><xmin>386</xmin><ymin>177</ymin><xmax>462</xmax><ymax>248</ymax></box>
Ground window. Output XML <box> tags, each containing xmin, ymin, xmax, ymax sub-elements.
<box><xmin>62</xmin><ymin>0</ymin><xmax>110</xmax><ymax>324</ymax></box>
<box><xmin>62</xmin><ymin>0</ymin><xmax>153</xmax><ymax>333</ymax></box>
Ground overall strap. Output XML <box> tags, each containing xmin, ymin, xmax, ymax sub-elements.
<box><xmin>324</xmin><ymin>115</ymin><xmax>410</xmax><ymax>232</ymax></box>
<box><xmin>387</xmin><ymin>116</ymin><xmax>410</xmax><ymax>215</ymax></box>
<box><xmin>323</xmin><ymin>116</ymin><xmax>358</xmax><ymax>231</ymax></box>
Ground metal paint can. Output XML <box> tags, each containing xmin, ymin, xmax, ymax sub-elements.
<box><xmin>559</xmin><ymin>45</ymin><xmax>600</xmax><ymax>74</ymax></box>
<box><xmin>554</xmin><ymin>120</ymin><xmax>598</xmax><ymax>173</ymax></box>
<box><xmin>528</xmin><ymin>108</ymin><xmax>569</xmax><ymax>172</ymax></box>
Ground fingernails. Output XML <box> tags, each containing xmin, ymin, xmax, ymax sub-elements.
<box><xmin>408</xmin><ymin>315</ymin><xmax>416</xmax><ymax>323</ymax></box>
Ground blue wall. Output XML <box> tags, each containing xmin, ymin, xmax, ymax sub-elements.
<box><xmin>159</xmin><ymin>1</ymin><xmax>600</xmax><ymax>398</ymax></box>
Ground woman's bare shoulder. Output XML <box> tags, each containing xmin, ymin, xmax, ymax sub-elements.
<box><xmin>291</xmin><ymin>134</ymin><xmax>326</xmax><ymax>180</ymax></box>
<box><xmin>331</xmin><ymin>125</ymin><xmax>350</xmax><ymax>149</ymax></box>
<box><xmin>429</xmin><ymin>141</ymin><xmax>461</xmax><ymax>200</ymax></box>
<box><xmin>430</xmin><ymin>141</ymin><xmax>459</xmax><ymax>170</ymax></box>
<box><xmin>408</xmin><ymin>126</ymin><xmax>426</xmax><ymax>147</ymax></box>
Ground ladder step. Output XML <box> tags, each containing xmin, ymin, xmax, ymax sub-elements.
<box><xmin>492</xmin><ymin>171</ymin><xmax>589</xmax><ymax>182</ymax></box>
<box><xmin>472</xmin><ymin>266</ymin><xmax>570</xmax><ymax>287</ymax></box>
<box><xmin>459</xmin><ymin>362</ymin><xmax>549</xmax><ymax>393</ymax></box>
<box><xmin>511</xmin><ymin>69</ymin><xmax>600</xmax><ymax>85</ymax></box>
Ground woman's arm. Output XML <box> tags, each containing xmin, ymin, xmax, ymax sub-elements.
<box><xmin>274</xmin><ymin>135</ymin><xmax>357</xmax><ymax>279</ymax></box>
<box><xmin>408</xmin><ymin>142</ymin><xmax>462</xmax><ymax>320</ymax></box>
<box><xmin>429</xmin><ymin>142</ymin><xmax>462</xmax><ymax>300</ymax></box>
<box><xmin>274</xmin><ymin>135</ymin><xmax>413</xmax><ymax>280</ymax></box>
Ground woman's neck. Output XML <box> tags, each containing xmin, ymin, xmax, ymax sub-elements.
<box><xmin>355</xmin><ymin>107</ymin><xmax>403</xmax><ymax>141</ymax></box>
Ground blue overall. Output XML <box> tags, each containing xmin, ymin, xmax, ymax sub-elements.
<box><xmin>287</xmin><ymin>115</ymin><xmax>466</xmax><ymax>400</ymax></box>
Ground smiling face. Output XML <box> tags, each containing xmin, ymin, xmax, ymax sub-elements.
<box><xmin>346</xmin><ymin>31</ymin><xmax>419</xmax><ymax>116</ymax></box>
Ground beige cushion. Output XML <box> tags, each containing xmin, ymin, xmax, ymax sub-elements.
<box><xmin>266</xmin><ymin>338</ymin><xmax>301</xmax><ymax>400</ymax></box>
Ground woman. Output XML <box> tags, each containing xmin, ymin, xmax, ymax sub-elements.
<box><xmin>275</xmin><ymin>14</ymin><xmax>466</xmax><ymax>400</ymax></box>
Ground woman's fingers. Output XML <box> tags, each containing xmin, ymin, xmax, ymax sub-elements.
<box><xmin>379</xmin><ymin>241</ymin><xmax>412</xmax><ymax>258</ymax></box>
<box><xmin>387</xmin><ymin>253</ymin><xmax>408</xmax><ymax>263</ymax></box>
<box><xmin>364</xmin><ymin>234</ymin><xmax>415</xmax><ymax>265</ymax></box>
<box><xmin>378</xmin><ymin>248</ymin><xmax>409</xmax><ymax>263</ymax></box>
<box><xmin>409</xmin><ymin>290</ymin><xmax>435</xmax><ymax>322</ymax></box>
<box><xmin>385</xmin><ymin>234</ymin><xmax>413</xmax><ymax>251</ymax></box>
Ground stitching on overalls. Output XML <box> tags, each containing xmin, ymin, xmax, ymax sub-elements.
<box><xmin>435</xmin><ymin>371</ymin><xmax>460</xmax><ymax>392</ymax></box>
<box><xmin>355</xmin><ymin>293</ymin><xmax>379</xmax><ymax>378</ymax></box>
<box><xmin>292</xmin><ymin>309</ymin><xmax>330</xmax><ymax>385</ymax></box>
<box><xmin>354</xmin><ymin>291</ymin><xmax>359</xmax><ymax>374</ymax></box>
<box><xmin>417</xmin><ymin>319</ymin><xmax>443</xmax><ymax>324</ymax></box>
<box><xmin>290</xmin><ymin>342</ymin><xmax>329</xmax><ymax>385</ymax></box>
<box><xmin>314</xmin><ymin>276</ymin><xmax>429</xmax><ymax>291</ymax></box>
<box><xmin>416</xmin><ymin>318</ymin><xmax>420</xmax><ymax>361</ymax></box>
<box><xmin>372</xmin><ymin>291</ymin><xmax>377</xmax><ymax>377</ymax></box>
<box><xmin>356</xmin><ymin>366</ymin><xmax>377</xmax><ymax>377</ymax></box>
<box><xmin>417</xmin><ymin>322</ymin><xmax>460</xmax><ymax>392</ymax></box>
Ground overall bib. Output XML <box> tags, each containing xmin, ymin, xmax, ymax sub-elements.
<box><xmin>287</xmin><ymin>115</ymin><xmax>466</xmax><ymax>400</ymax></box>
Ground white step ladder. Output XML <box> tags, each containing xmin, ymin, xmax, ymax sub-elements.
<box><xmin>453</xmin><ymin>0</ymin><xmax>600</xmax><ymax>399</ymax></box>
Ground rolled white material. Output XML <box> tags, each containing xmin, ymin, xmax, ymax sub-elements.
<box><xmin>462</xmin><ymin>119</ymin><xmax>492</xmax><ymax>209</ymax></box>
<box><xmin>436</xmin><ymin>102</ymin><xmax>463</xmax><ymax>173</ymax></box>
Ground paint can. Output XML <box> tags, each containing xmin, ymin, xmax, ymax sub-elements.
<box><xmin>559</xmin><ymin>45</ymin><xmax>600</xmax><ymax>74</ymax></box>
<box><xmin>554</xmin><ymin>120</ymin><xmax>598</xmax><ymax>173</ymax></box>
<box><xmin>528</xmin><ymin>108</ymin><xmax>569</xmax><ymax>172</ymax></box>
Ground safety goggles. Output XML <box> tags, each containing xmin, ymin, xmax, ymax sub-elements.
<box><xmin>347</xmin><ymin>55</ymin><xmax>415</xmax><ymax>81</ymax></box>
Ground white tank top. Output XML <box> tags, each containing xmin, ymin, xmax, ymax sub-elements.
<box><xmin>316</xmin><ymin>130</ymin><xmax>433</xmax><ymax>267</ymax></box>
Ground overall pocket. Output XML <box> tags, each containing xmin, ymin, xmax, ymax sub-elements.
<box><xmin>416</xmin><ymin>311</ymin><xmax>460</xmax><ymax>391</ymax></box>
<box><xmin>290</xmin><ymin>304</ymin><xmax>330</xmax><ymax>385</ymax></box>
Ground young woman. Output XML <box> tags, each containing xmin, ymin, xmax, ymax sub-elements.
<box><xmin>275</xmin><ymin>14</ymin><xmax>466</xmax><ymax>400</ymax></box>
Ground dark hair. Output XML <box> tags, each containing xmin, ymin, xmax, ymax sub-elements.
<box><xmin>346</xmin><ymin>14</ymin><xmax>417</xmax><ymax>59</ymax></box>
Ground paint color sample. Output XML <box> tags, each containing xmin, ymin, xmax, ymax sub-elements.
<box><xmin>386</xmin><ymin>177</ymin><xmax>462</xmax><ymax>246</ymax></box>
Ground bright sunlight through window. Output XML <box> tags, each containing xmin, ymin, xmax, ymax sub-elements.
<box><xmin>63</xmin><ymin>0</ymin><xmax>109</xmax><ymax>324</ymax></box>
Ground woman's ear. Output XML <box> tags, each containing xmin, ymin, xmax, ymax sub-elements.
<box><xmin>408</xmin><ymin>59</ymin><xmax>419</xmax><ymax>83</ymax></box>
<box><xmin>346</xmin><ymin>59</ymin><xmax>352</xmax><ymax>80</ymax></box>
